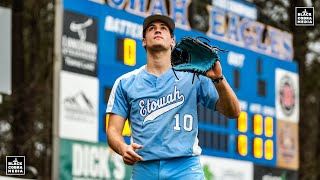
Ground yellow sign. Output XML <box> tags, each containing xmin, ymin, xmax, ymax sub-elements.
<box><xmin>253</xmin><ymin>137</ymin><xmax>263</xmax><ymax>158</ymax></box>
<box><xmin>238</xmin><ymin>135</ymin><xmax>247</xmax><ymax>156</ymax></box>
<box><xmin>124</xmin><ymin>38</ymin><xmax>136</xmax><ymax>66</ymax></box>
<box><xmin>265</xmin><ymin>139</ymin><xmax>274</xmax><ymax>160</ymax></box>
<box><xmin>264</xmin><ymin>116</ymin><xmax>273</xmax><ymax>137</ymax></box>
<box><xmin>237</xmin><ymin>111</ymin><xmax>248</xmax><ymax>132</ymax></box>
<box><xmin>105</xmin><ymin>114</ymin><xmax>131</xmax><ymax>136</ymax></box>
<box><xmin>253</xmin><ymin>114</ymin><xmax>263</xmax><ymax>135</ymax></box>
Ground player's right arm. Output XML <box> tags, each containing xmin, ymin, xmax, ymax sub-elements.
<box><xmin>107</xmin><ymin>113</ymin><xmax>143</xmax><ymax>165</ymax></box>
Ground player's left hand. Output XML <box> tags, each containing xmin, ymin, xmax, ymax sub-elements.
<box><xmin>205</xmin><ymin>60</ymin><xmax>223</xmax><ymax>80</ymax></box>
<box><xmin>121</xmin><ymin>143</ymin><xmax>143</xmax><ymax>165</ymax></box>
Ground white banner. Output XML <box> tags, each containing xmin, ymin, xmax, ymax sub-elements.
<box><xmin>59</xmin><ymin>71</ymin><xmax>99</xmax><ymax>142</ymax></box>
<box><xmin>0</xmin><ymin>7</ymin><xmax>12</xmax><ymax>95</ymax></box>
<box><xmin>200</xmin><ymin>156</ymin><xmax>253</xmax><ymax>180</ymax></box>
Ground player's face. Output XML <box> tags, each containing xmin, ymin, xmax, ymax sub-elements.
<box><xmin>143</xmin><ymin>21</ymin><xmax>174</xmax><ymax>51</ymax></box>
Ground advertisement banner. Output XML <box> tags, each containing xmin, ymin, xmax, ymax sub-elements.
<box><xmin>62</xmin><ymin>10</ymin><xmax>98</xmax><ymax>77</ymax></box>
<box><xmin>277</xmin><ymin>120</ymin><xmax>299</xmax><ymax>170</ymax></box>
<box><xmin>200</xmin><ymin>156</ymin><xmax>253</xmax><ymax>180</ymax></box>
<box><xmin>59</xmin><ymin>71</ymin><xmax>98</xmax><ymax>142</ymax></box>
<box><xmin>275</xmin><ymin>69</ymin><xmax>299</xmax><ymax>123</ymax></box>
<box><xmin>59</xmin><ymin>139</ymin><xmax>132</xmax><ymax>180</ymax></box>
<box><xmin>254</xmin><ymin>164</ymin><xmax>298</xmax><ymax>180</ymax></box>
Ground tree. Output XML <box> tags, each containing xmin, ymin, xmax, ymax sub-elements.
<box><xmin>0</xmin><ymin>0</ymin><xmax>54</xmax><ymax>179</ymax></box>
<box><xmin>252</xmin><ymin>0</ymin><xmax>320</xmax><ymax>179</ymax></box>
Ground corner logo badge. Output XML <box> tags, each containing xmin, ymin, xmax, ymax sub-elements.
<box><xmin>6</xmin><ymin>156</ymin><xmax>25</xmax><ymax>175</ymax></box>
<box><xmin>295</xmin><ymin>7</ymin><xmax>314</xmax><ymax>26</ymax></box>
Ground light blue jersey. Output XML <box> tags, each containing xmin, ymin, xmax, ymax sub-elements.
<box><xmin>106</xmin><ymin>65</ymin><xmax>219</xmax><ymax>161</ymax></box>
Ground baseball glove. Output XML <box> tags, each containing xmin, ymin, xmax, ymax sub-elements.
<box><xmin>171</xmin><ymin>36</ymin><xmax>227</xmax><ymax>83</ymax></box>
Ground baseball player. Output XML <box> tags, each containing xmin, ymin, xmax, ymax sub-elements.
<box><xmin>106</xmin><ymin>14</ymin><xmax>240</xmax><ymax>179</ymax></box>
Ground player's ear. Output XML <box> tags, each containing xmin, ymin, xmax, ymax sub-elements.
<box><xmin>142</xmin><ymin>38</ymin><xmax>146</xmax><ymax>47</ymax></box>
<box><xmin>170</xmin><ymin>37</ymin><xmax>175</xmax><ymax>48</ymax></box>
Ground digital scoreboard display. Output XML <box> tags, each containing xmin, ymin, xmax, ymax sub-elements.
<box><xmin>62</xmin><ymin>0</ymin><xmax>299</xmax><ymax>173</ymax></box>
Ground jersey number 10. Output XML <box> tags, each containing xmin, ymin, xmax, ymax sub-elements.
<box><xmin>173</xmin><ymin>114</ymin><xmax>194</xmax><ymax>131</ymax></box>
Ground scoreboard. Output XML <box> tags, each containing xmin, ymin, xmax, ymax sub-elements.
<box><xmin>58</xmin><ymin>0</ymin><xmax>299</xmax><ymax>179</ymax></box>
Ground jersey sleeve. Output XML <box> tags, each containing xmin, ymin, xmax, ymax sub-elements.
<box><xmin>198</xmin><ymin>76</ymin><xmax>219</xmax><ymax>110</ymax></box>
<box><xmin>106</xmin><ymin>79</ymin><xmax>129</xmax><ymax>119</ymax></box>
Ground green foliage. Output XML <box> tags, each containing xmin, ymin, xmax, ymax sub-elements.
<box><xmin>203</xmin><ymin>164</ymin><xmax>214</xmax><ymax>180</ymax></box>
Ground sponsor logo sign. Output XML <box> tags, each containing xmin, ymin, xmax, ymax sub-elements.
<box><xmin>254</xmin><ymin>164</ymin><xmax>298</xmax><ymax>180</ymax></box>
<box><xmin>59</xmin><ymin>139</ymin><xmax>132</xmax><ymax>180</ymax></box>
<box><xmin>59</xmin><ymin>71</ymin><xmax>98</xmax><ymax>142</ymax></box>
<box><xmin>62</xmin><ymin>10</ymin><xmax>98</xmax><ymax>76</ymax></box>
<box><xmin>200</xmin><ymin>156</ymin><xmax>253</xmax><ymax>180</ymax></box>
<box><xmin>277</xmin><ymin>120</ymin><xmax>299</xmax><ymax>170</ymax></box>
<box><xmin>275</xmin><ymin>69</ymin><xmax>299</xmax><ymax>122</ymax></box>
